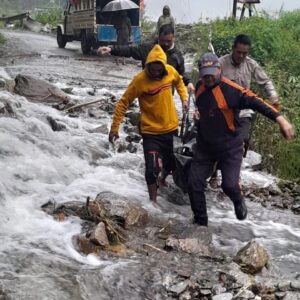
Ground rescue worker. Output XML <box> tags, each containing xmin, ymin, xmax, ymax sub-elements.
<box><xmin>155</xmin><ymin>5</ymin><xmax>175</xmax><ymax>36</ymax></box>
<box><xmin>97</xmin><ymin>24</ymin><xmax>195</xmax><ymax>93</ymax></box>
<box><xmin>209</xmin><ymin>34</ymin><xmax>280</xmax><ymax>187</ymax></box>
<box><xmin>189</xmin><ymin>52</ymin><xmax>294</xmax><ymax>226</ymax></box>
<box><xmin>109</xmin><ymin>45</ymin><xmax>188</xmax><ymax>202</ymax></box>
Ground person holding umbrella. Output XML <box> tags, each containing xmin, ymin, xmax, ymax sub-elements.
<box><xmin>111</xmin><ymin>10</ymin><xmax>131</xmax><ymax>65</ymax></box>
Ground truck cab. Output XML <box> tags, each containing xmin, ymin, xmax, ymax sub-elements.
<box><xmin>57</xmin><ymin>0</ymin><xmax>141</xmax><ymax>54</ymax></box>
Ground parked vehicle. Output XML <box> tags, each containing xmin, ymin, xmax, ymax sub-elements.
<box><xmin>57</xmin><ymin>0</ymin><xmax>141</xmax><ymax>54</ymax></box>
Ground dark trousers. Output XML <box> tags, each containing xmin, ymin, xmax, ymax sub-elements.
<box><xmin>188</xmin><ymin>142</ymin><xmax>244</xmax><ymax>221</ymax></box>
<box><xmin>142</xmin><ymin>131</ymin><xmax>177</xmax><ymax>185</ymax></box>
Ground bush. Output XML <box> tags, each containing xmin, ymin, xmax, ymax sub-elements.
<box><xmin>33</xmin><ymin>7</ymin><xmax>63</xmax><ymax>27</ymax></box>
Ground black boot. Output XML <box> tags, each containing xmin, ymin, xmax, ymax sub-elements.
<box><xmin>193</xmin><ymin>215</ymin><xmax>208</xmax><ymax>226</ymax></box>
<box><xmin>234</xmin><ymin>198</ymin><xmax>247</xmax><ymax>220</ymax></box>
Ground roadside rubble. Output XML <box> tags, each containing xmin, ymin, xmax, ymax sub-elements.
<box><xmin>41</xmin><ymin>191</ymin><xmax>300</xmax><ymax>300</ymax></box>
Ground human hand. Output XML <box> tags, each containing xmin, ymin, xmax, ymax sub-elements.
<box><xmin>187</xmin><ymin>82</ymin><xmax>195</xmax><ymax>93</ymax></box>
<box><xmin>276</xmin><ymin>116</ymin><xmax>295</xmax><ymax>141</ymax></box>
<box><xmin>194</xmin><ymin>110</ymin><xmax>200</xmax><ymax>120</ymax></box>
<box><xmin>108</xmin><ymin>131</ymin><xmax>119</xmax><ymax>143</ymax></box>
<box><xmin>182</xmin><ymin>100</ymin><xmax>189</xmax><ymax>112</ymax></box>
<box><xmin>97</xmin><ymin>46</ymin><xmax>112</xmax><ymax>55</ymax></box>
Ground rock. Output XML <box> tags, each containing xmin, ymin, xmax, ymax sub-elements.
<box><xmin>243</xmin><ymin>150</ymin><xmax>262</xmax><ymax>170</ymax></box>
<box><xmin>90</xmin><ymin>222</ymin><xmax>110</xmax><ymax>247</ymax></box>
<box><xmin>282</xmin><ymin>291</ymin><xmax>300</xmax><ymax>299</ymax></box>
<box><xmin>218</xmin><ymin>263</ymin><xmax>255</xmax><ymax>287</ymax></box>
<box><xmin>261</xmin><ymin>295</ymin><xmax>275</xmax><ymax>300</ymax></box>
<box><xmin>168</xmin><ymin>280</ymin><xmax>191</xmax><ymax>295</ymax></box>
<box><xmin>126</xmin><ymin>143</ymin><xmax>137</xmax><ymax>153</ymax></box>
<box><xmin>61</xmin><ymin>87</ymin><xmax>74</xmax><ymax>94</ymax></box>
<box><xmin>212</xmin><ymin>284</ymin><xmax>227</xmax><ymax>295</ymax></box>
<box><xmin>212</xmin><ymin>293</ymin><xmax>233</xmax><ymax>300</ymax></box>
<box><xmin>179</xmin><ymin>290</ymin><xmax>192</xmax><ymax>300</ymax></box>
<box><xmin>238</xmin><ymin>289</ymin><xmax>256</xmax><ymax>299</ymax></box>
<box><xmin>233</xmin><ymin>240</ymin><xmax>269</xmax><ymax>274</ymax></box>
<box><xmin>95</xmin><ymin>192</ymin><xmax>148</xmax><ymax>228</ymax></box>
<box><xmin>75</xmin><ymin>234</ymin><xmax>100</xmax><ymax>255</ymax></box>
<box><xmin>47</xmin><ymin>116</ymin><xmax>67</xmax><ymax>131</ymax></box>
<box><xmin>88</xmin><ymin>124</ymin><xmax>109</xmax><ymax>134</ymax></box>
<box><xmin>14</xmin><ymin>74</ymin><xmax>70</xmax><ymax>104</ymax></box>
<box><xmin>291</xmin><ymin>280</ymin><xmax>300</xmax><ymax>291</ymax></box>
<box><xmin>0</xmin><ymin>101</ymin><xmax>15</xmax><ymax>115</ymax></box>
<box><xmin>291</xmin><ymin>204</ymin><xmax>300</xmax><ymax>214</ymax></box>
<box><xmin>125</xmin><ymin>111</ymin><xmax>140</xmax><ymax>126</ymax></box>
<box><xmin>277</xmin><ymin>281</ymin><xmax>291</xmax><ymax>292</ymax></box>
<box><xmin>0</xmin><ymin>78</ymin><xmax>6</xmax><ymax>89</ymax></box>
<box><xmin>88</xmin><ymin>108</ymin><xmax>104</xmax><ymax>118</ymax></box>
<box><xmin>275</xmin><ymin>292</ymin><xmax>287</xmax><ymax>299</ymax></box>
<box><xmin>125</xmin><ymin>132</ymin><xmax>142</xmax><ymax>143</ymax></box>
<box><xmin>200</xmin><ymin>289</ymin><xmax>212</xmax><ymax>296</ymax></box>
<box><xmin>165</xmin><ymin>233</ymin><xmax>211</xmax><ymax>256</ymax></box>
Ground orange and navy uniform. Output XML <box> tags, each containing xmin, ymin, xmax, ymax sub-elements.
<box><xmin>194</xmin><ymin>77</ymin><xmax>280</xmax><ymax>150</ymax></box>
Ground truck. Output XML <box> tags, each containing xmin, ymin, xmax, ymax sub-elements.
<box><xmin>57</xmin><ymin>0</ymin><xmax>142</xmax><ymax>54</ymax></box>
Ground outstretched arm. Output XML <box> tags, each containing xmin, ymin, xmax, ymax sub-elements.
<box><xmin>276</xmin><ymin>115</ymin><xmax>295</xmax><ymax>140</ymax></box>
<box><xmin>110</xmin><ymin>78</ymin><xmax>140</xmax><ymax>141</ymax></box>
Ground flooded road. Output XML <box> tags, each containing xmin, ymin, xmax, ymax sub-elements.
<box><xmin>0</xmin><ymin>29</ymin><xmax>299</xmax><ymax>300</ymax></box>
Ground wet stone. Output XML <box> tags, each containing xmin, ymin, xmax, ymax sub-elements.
<box><xmin>47</xmin><ymin>116</ymin><xmax>66</xmax><ymax>131</ymax></box>
<box><xmin>212</xmin><ymin>293</ymin><xmax>233</xmax><ymax>300</ymax></box>
<box><xmin>291</xmin><ymin>280</ymin><xmax>300</xmax><ymax>291</ymax></box>
<box><xmin>275</xmin><ymin>292</ymin><xmax>287</xmax><ymax>299</ymax></box>
<box><xmin>0</xmin><ymin>78</ymin><xmax>6</xmax><ymax>89</ymax></box>
<box><xmin>88</xmin><ymin>124</ymin><xmax>109</xmax><ymax>134</ymax></box>
<box><xmin>168</xmin><ymin>280</ymin><xmax>191</xmax><ymax>295</ymax></box>
<box><xmin>261</xmin><ymin>295</ymin><xmax>275</xmax><ymax>300</ymax></box>
<box><xmin>282</xmin><ymin>291</ymin><xmax>300</xmax><ymax>299</ymax></box>
<box><xmin>125</xmin><ymin>132</ymin><xmax>142</xmax><ymax>143</ymax></box>
<box><xmin>126</xmin><ymin>142</ymin><xmax>137</xmax><ymax>153</ymax></box>
<box><xmin>277</xmin><ymin>281</ymin><xmax>291</xmax><ymax>292</ymax></box>
<box><xmin>233</xmin><ymin>240</ymin><xmax>269</xmax><ymax>274</ymax></box>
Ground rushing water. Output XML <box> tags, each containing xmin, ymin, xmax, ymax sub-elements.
<box><xmin>0</xmin><ymin>81</ymin><xmax>299</xmax><ymax>299</ymax></box>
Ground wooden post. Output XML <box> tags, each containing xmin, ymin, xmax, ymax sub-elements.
<box><xmin>232</xmin><ymin>0</ymin><xmax>238</xmax><ymax>18</ymax></box>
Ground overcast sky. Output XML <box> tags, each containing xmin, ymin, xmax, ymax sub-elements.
<box><xmin>145</xmin><ymin>0</ymin><xmax>300</xmax><ymax>23</ymax></box>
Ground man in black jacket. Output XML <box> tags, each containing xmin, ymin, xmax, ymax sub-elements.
<box><xmin>97</xmin><ymin>24</ymin><xmax>194</xmax><ymax>92</ymax></box>
<box><xmin>189</xmin><ymin>53</ymin><xmax>294</xmax><ymax>227</ymax></box>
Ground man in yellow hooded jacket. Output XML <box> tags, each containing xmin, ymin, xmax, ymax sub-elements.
<box><xmin>109</xmin><ymin>44</ymin><xmax>188</xmax><ymax>202</ymax></box>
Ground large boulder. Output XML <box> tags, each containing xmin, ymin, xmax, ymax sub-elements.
<box><xmin>14</xmin><ymin>74</ymin><xmax>70</xmax><ymax>104</ymax></box>
<box><xmin>95</xmin><ymin>192</ymin><xmax>148</xmax><ymax>228</ymax></box>
<box><xmin>234</xmin><ymin>240</ymin><xmax>269</xmax><ymax>274</ymax></box>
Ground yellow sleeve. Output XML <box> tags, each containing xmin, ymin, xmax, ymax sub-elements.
<box><xmin>173</xmin><ymin>69</ymin><xmax>188</xmax><ymax>101</ymax></box>
<box><xmin>110</xmin><ymin>78</ymin><xmax>140</xmax><ymax>133</ymax></box>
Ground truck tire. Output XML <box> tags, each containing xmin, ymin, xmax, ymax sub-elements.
<box><xmin>57</xmin><ymin>28</ymin><xmax>67</xmax><ymax>48</ymax></box>
<box><xmin>81</xmin><ymin>32</ymin><xmax>92</xmax><ymax>55</ymax></box>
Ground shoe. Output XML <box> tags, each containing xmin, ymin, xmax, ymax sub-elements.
<box><xmin>234</xmin><ymin>198</ymin><xmax>247</xmax><ymax>220</ymax></box>
<box><xmin>193</xmin><ymin>216</ymin><xmax>208</xmax><ymax>227</ymax></box>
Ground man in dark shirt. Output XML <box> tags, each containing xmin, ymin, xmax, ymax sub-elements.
<box><xmin>189</xmin><ymin>53</ymin><xmax>294</xmax><ymax>227</ymax></box>
<box><xmin>97</xmin><ymin>24</ymin><xmax>194</xmax><ymax>92</ymax></box>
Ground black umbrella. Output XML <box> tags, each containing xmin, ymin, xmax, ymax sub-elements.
<box><xmin>102</xmin><ymin>0</ymin><xmax>139</xmax><ymax>12</ymax></box>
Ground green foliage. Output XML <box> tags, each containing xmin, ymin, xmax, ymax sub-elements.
<box><xmin>33</xmin><ymin>7</ymin><xmax>64</xmax><ymax>27</ymax></box>
<box><xmin>141</xmin><ymin>16</ymin><xmax>155</xmax><ymax>42</ymax></box>
<box><xmin>0</xmin><ymin>33</ymin><xmax>5</xmax><ymax>45</ymax></box>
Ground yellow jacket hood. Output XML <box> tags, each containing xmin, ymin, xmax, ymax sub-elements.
<box><xmin>145</xmin><ymin>44</ymin><xmax>167</xmax><ymax>65</ymax></box>
<box><xmin>145</xmin><ymin>45</ymin><xmax>168</xmax><ymax>78</ymax></box>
